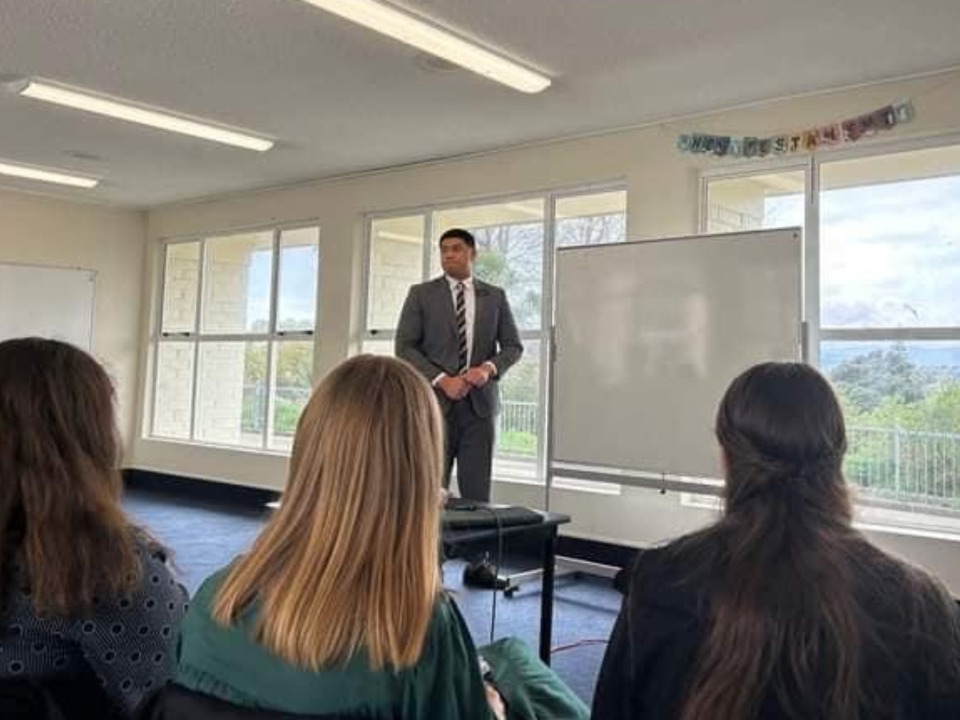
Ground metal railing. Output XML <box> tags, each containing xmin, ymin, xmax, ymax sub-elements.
<box><xmin>845</xmin><ymin>426</ymin><xmax>960</xmax><ymax>509</ymax></box>
<box><xmin>241</xmin><ymin>393</ymin><xmax>960</xmax><ymax>510</ymax></box>
<box><xmin>496</xmin><ymin>400</ymin><xmax>539</xmax><ymax>458</ymax></box>
<box><xmin>242</xmin><ymin>383</ymin><xmax>310</xmax><ymax>435</ymax></box>
<box><xmin>489</xmin><ymin>410</ymin><xmax>960</xmax><ymax>509</ymax></box>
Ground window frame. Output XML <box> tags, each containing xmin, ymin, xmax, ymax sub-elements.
<box><xmin>699</xmin><ymin>133</ymin><xmax>960</xmax><ymax>522</ymax></box>
<box><xmin>147</xmin><ymin>220</ymin><xmax>321</xmax><ymax>453</ymax></box>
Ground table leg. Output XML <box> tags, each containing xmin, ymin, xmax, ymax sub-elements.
<box><xmin>539</xmin><ymin>530</ymin><xmax>557</xmax><ymax>664</ymax></box>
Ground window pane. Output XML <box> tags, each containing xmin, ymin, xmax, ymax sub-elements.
<box><xmin>277</xmin><ymin>227</ymin><xmax>320</xmax><ymax>333</ymax></box>
<box><xmin>433</xmin><ymin>199</ymin><xmax>544</xmax><ymax>331</ymax></box>
<box><xmin>820</xmin><ymin>146</ymin><xmax>960</xmax><ymax>328</ymax></box>
<box><xmin>368</xmin><ymin>216</ymin><xmax>425</xmax><ymax>330</ymax></box>
<box><xmin>705</xmin><ymin>171</ymin><xmax>805</xmax><ymax>234</ymax></box>
<box><xmin>201</xmin><ymin>232</ymin><xmax>274</xmax><ymax>334</ymax></box>
<box><xmin>196</xmin><ymin>342</ymin><xmax>267</xmax><ymax>448</ymax></box>
<box><xmin>494</xmin><ymin>338</ymin><xmax>541</xmax><ymax>483</ymax></box>
<box><xmin>821</xmin><ymin>340</ymin><xmax>960</xmax><ymax>510</ymax></box>
<box><xmin>556</xmin><ymin>190</ymin><xmax>627</xmax><ymax>248</ymax></box>
<box><xmin>269</xmin><ymin>341</ymin><xmax>314</xmax><ymax>452</ymax></box>
<box><xmin>152</xmin><ymin>342</ymin><xmax>195</xmax><ymax>439</ymax></box>
<box><xmin>360</xmin><ymin>339</ymin><xmax>395</xmax><ymax>357</ymax></box>
<box><xmin>160</xmin><ymin>242</ymin><xmax>200</xmax><ymax>334</ymax></box>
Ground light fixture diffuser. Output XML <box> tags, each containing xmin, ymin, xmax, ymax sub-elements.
<box><xmin>297</xmin><ymin>0</ymin><xmax>551</xmax><ymax>94</ymax></box>
<box><xmin>0</xmin><ymin>160</ymin><xmax>98</xmax><ymax>188</ymax></box>
<box><xmin>9</xmin><ymin>79</ymin><xmax>274</xmax><ymax>152</ymax></box>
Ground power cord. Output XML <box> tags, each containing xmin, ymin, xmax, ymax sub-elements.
<box><xmin>478</xmin><ymin>508</ymin><xmax>606</xmax><ymax>659</ymax></box>
<box><xmin>551</xmin><ymin>638</ymin><xmax>609</xmax><ymax>654</ymax></box>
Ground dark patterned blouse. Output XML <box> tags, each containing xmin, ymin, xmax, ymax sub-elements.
<box><xmin>0</xmin><ymin>535</ymin><xmax>188</xmax><ymax>717</ymax></box>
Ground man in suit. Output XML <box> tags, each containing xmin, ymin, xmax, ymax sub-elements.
<box><xmin>396</xmin><ymin>228</ymin><xmax>523</xmax><ymax>588</ymax></box>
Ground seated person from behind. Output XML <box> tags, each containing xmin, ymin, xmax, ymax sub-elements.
<box><xmin>592</xmin><ymin>362</ymin><xmax>960</xmax><ymax>720</ymax></box>
<box><xmin>0</xmin><ymin>338</ymin><xmax>186</xmax><ymax>718</ymax></box>
<box><xmin>175</xmin><ymin>355</ymin><xmax>504</xmax><ymax>719</ymax></box>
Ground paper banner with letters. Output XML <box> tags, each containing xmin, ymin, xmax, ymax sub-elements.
<box><xmin>676</xmin><ymin>101</ymin><xmax>914</xmax><ymax>158</ymax></box>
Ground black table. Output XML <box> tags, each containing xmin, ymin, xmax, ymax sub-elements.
<box><xmin>442</xmin><ymin>511</ymin><xmax>571</xmax><ymax>665</ymax></box>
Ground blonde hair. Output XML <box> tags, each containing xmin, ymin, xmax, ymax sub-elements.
<box><xmin>212</xmin><ymin>355</ymin><xmax>444</xmax><ymax>670</ymax></box>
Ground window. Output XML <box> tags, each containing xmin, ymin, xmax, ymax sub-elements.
<box><xmin>368</xmin><ymin>215</ymin><xmax>426</xmax><ymax>332</ymax></box>
<box><xmin>362</xmin><ymin>188</ymin><xmax>627</xmax><ymax>485</ymax></box>
<box><xmin>556</xmin><ymin>191</ymin><xmax>628</xmax><ymax>248</ymax></box>
<box><xmin>703</xmin><ymin>170</ymin><xmax>806</xmax><ymax>234</ymax></box>
<box><xmin>820</xmin><ymin>145</ymin><xmax>960</xmax><ymax>512</ymax></box>
<box><xmin>702</xmin><ymin>142</ymin><xmax>960</xmax><ymax>520</ymax></box>
<box><xmin>150</xmin><ymin>225</ymin><xmax>320</xmax><ymax>452</ymax></box>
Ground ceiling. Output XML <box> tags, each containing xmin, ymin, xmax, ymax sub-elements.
<box><xmin>1</xmin><ymin>0</ymin><xmax>959</xmax><ymax>208</ymax></box>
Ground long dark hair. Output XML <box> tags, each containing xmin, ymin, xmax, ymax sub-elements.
<box><xmin>0</xmin><ymin>338</ymin><xmax>143</xmax><ymax>615</ymax></box>
<box><xmin>663</xmin><ymin>362</ymin><xmax>960</xmax><ymax>720</ymax></box>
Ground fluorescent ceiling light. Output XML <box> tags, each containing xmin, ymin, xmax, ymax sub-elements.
<box><xmin>0</xmin><ymin>160</ymin><xmax>99</xmax><ymax>188</ymax></box>
<box><xmin>298</xmin><ymin>0</ymin><xmax>551</xmax><ymax>94</ymax></box>
<box><xmin>10</xmin><ymin>79</ymin><xmax>274</xmax><ymax>152</ymax></box>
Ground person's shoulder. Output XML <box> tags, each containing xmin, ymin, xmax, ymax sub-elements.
<box><xmin>432</xmin><ymin>592</ymin><xmax>465</xmax><ymax>629</ymax></box>
<box><xmin>194</xmin><ymin>564</ymin><xmax>235</xmax><ymax>601</ymax></box>
<box><xmin>414</xmin><ymin>276</ymin><xmax>447</xmax><ymax>292</ymax></box>
<box><xmin>422</xmin><ymin>593</ymin><xmax>476</xmax><ymax>651</ymax></box>
<box><xmin>126</xmin><ymin>529</ymin><xmax>185</xmax><ymax>599</ymax></box>
<box><xmin>401</xmin><ymin>277</ymin><xmax>446</xmax><ymax>304</ymax></box>
<box><xmin>618</xmin><ymin>540</ymin><xmax>713</xmax><ymax>616</ymax></box>
<box><xmin>474</xmin><ymin>278</ymin><xmax>504</xmax><ymax>295</ymax></box>
<box><xmin>856</xmin><ymin>540</ymin><xmax>958</xmax><ymax>620</ymax></box>
<box><xmin>614</xmin><ymin>544</ymin><xmax>676</xmax><ymax>592</ymax></box>
<box><xmin>131</xmin><ymin>529</ymin><xmax>171</xmax><ymax>566</ymax></box>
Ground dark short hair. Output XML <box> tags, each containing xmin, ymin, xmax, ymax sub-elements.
<box><xmin>438</xmin><ymin>228</ymin><xmax>476</xmax><ymax>249</ymax></box>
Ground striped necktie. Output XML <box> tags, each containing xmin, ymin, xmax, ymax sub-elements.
<box><xmin>456</xmin><ymin>281</ymin><xmax>468</xmax><ymax>373</ymax></box>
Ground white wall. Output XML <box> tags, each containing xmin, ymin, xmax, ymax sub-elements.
<box><xmin>137</xmin><ymin>70</ymin><xmax>960</xmax><ymax>589</ymax></box>
<box><xmin>0</xmin><ymin>189</ymin><xmax>147</xmax><ymax>454</ymax></box>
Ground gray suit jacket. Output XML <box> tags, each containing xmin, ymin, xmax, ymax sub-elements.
<box><xmin>395</xmin><ymin>276</ymin><xmax>523</xmax><ymax>418</ymax></box>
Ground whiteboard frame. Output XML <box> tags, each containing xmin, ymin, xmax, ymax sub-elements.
<box><xmin>545</xmin><ymin>228</ymin><xmax>804</xmax><ymax>507</ymax></box>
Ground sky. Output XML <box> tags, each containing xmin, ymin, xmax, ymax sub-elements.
<box><xmin>246</xmin><ymin>245</ymin><xmax>318</xmax><ymax>330</ymax></box>
<box><xmin>764</xmin><ymin>174</ymin><xmax>960</xmax><ymax>372</ymax></box>
<box><xmin>766</xmin><ymin>175</ymin><xmax>960</xmax><ymax>329</ymax></box>
<box><xmin>819</xmin><ymin>175</ymin><xmax>960</xmax><ymax>329</ymax></box>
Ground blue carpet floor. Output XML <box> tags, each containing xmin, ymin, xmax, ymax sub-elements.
<box><xmin>124</xmin><ymin>485</ymin><xmax>620</xmax><ymax>706</ymax></box>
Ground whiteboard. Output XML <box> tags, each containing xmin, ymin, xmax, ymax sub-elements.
<box><xmin>0</xmin><ymin>262</ymin><xmax>96</xmax><ymax>350</ymax></box>
<box><xmin>551</xmin><ymin>228</ymin><xmax>802</xmax><ymax>480</ymax></box>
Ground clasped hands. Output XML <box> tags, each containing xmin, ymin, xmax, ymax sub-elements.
<box><xmin>438</xmin><ymin>364</ymin><xmax>492</xmax><ymax>400</ymax></box>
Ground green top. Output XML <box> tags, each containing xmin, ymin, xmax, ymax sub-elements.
<box><xmin>176</xmin><ymin>566</ymin><xmax>494</xmax><ymax>719</ymax></box>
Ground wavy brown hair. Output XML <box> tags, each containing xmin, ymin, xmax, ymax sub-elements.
<box><xmin>0</xmin><ymin>338</ymin><xmax>142</xmax><ymax>615</ymax></box>
<box><xmin>213</xmin><ymin>355</ymin><xmax>444</xmax><ymax>671</ymax></box>
<box><xmin>661</xmin><ymin>362</ymin><xmax>960</xmax><ymax>720</ymax></box>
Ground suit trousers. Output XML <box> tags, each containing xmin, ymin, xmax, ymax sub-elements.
<box><xmin>443</xmin><ymin>396</ymin><xmax>496</xmax><ymax>502</ymax></box>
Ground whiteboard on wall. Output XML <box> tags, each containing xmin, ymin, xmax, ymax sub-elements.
<box><xmin>0</xmin><ymin>262</ymin><xmax>96</xmax><ymax>350</ymax></box>
<box><xmin>551</xmin><ymin>228</ymin><xmax>802</xmax><ymax>481</ymax></box>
